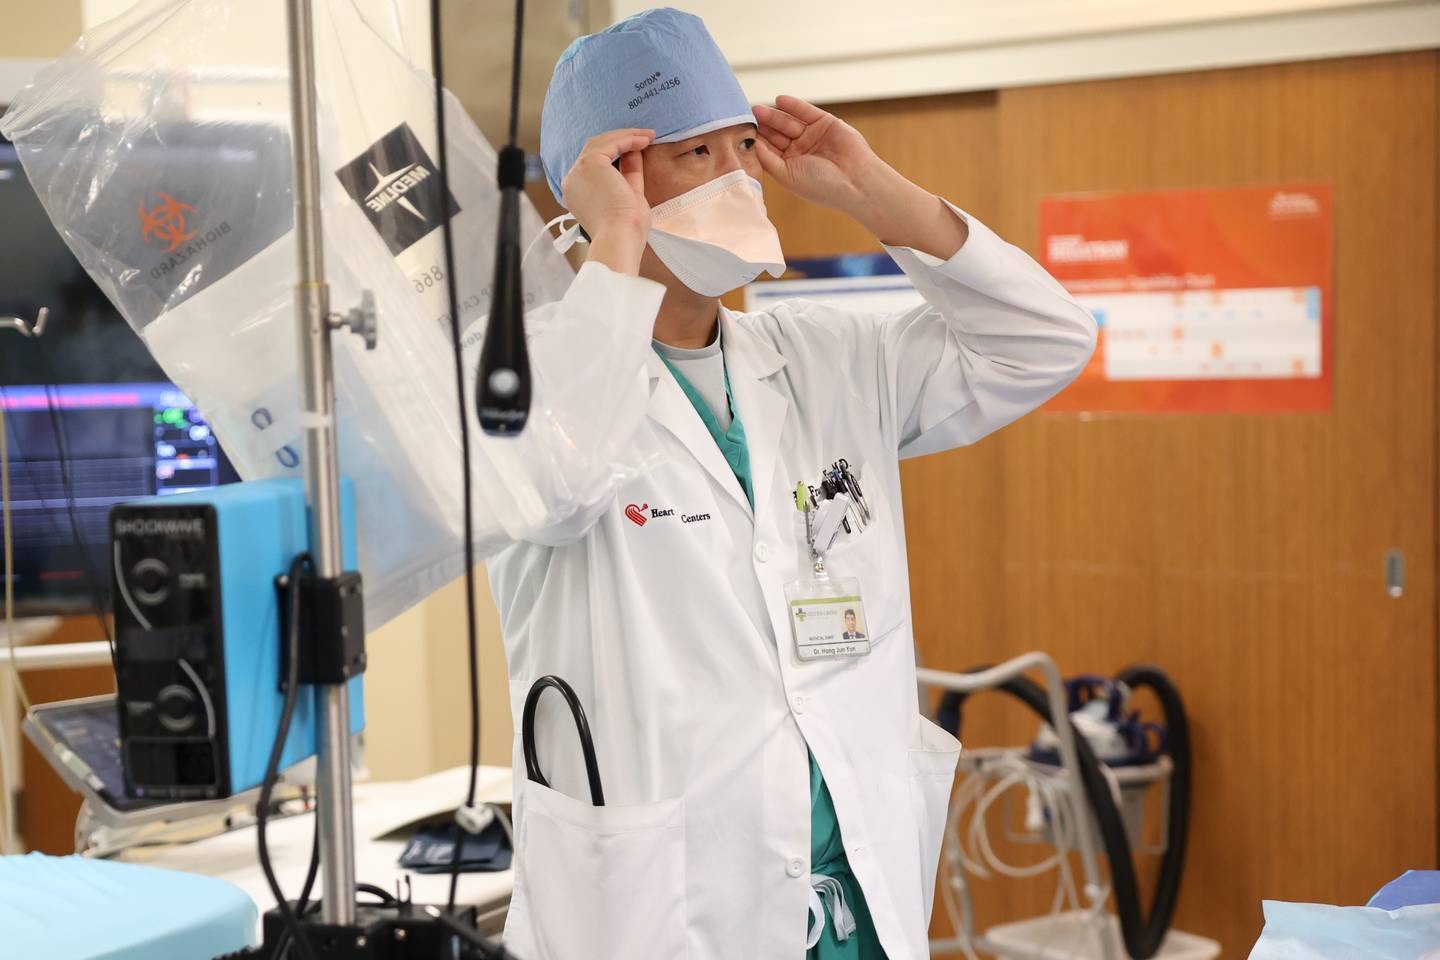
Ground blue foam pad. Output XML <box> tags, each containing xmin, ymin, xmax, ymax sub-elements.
<box><xmin>1369</xmin><ymin>870</ymin><xmax>1440</xmax><ymax>910</ymax></box>
<box><xmin>0</xmin><ymin>853</ymin><xmax>256</xmax><ymax>959</ymax></box>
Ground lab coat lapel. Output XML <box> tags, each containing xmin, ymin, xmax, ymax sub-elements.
<box><xmin>719</xmin><ymin>312</ymin><xmax>788</xmax><ymax>521</ymax></box>
<box><xmin>646</xmin><ymin>351</ymin><xmax>753</xmax><ymax>516</ymax></box>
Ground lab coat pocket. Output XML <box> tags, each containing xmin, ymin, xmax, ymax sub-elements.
<box><xmin>513</xmin><ymin>780</ymin><xmax>689</xmax><ymax>960</ymax></box>
<box><xmin>819</xmin><ymin>460</ymin><xmax>906</xmax><ymax>643</ymax></box>
<box><xmin>907</xmin><ymin>716</ymin><xmax>961</xmax><ymax>923</ymax></box>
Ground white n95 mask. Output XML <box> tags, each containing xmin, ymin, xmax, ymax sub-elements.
<box><xmin>647</xmin><ymin>170</ymin><xmax>786</xmax><ymax>296</ymax></box>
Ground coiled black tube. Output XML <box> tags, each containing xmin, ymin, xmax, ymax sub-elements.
<box><xmin>1115</xmin><ymin>664</ymin><xmax>1191</xmax><ymax>954</ymax></box>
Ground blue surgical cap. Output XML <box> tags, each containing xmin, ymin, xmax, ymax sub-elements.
<box><xmin>540</xmin><ymin>7</ymin><xmax>755</xmax><ymax>205</ymax></box>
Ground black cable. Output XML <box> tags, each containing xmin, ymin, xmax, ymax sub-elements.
<box><xmin>436</xmin><ymin>909</ymin><xmax>517</xmax><ymax>960</ymax></box>
<box><xmin>296</xmin><ymin>810</ymin><xmax>320</xmax><ymax>912</ymax></box>
<box><xmin>257</xmin><ymin>553</ymin><xmax>317</xmax><ymax>960</ymax></box>
<box><xmin>271</xmin><ymin>815</ymin><xmax>319</xmax><ymax>960</ymax></box>
<box><xmin>427</xmin><ymin>0</ymin><xmax>485</xmax><ymax>915</ymax></box>
<box><xmin>506</xmin><ymin>0</ymin><xmax>524</xmax><ymax>146</ymax></box>
<box><xmin>276</xmin><ymin>872</ymin><xmax>395</xmax><ymax>960</ymax></box>
<box><xmin>429</xmin><ymin>0</ymin><xmax>528</xmax><ymax>915</ymax></box>
<box><xmin>31</xmin><ymin>342</ymin><xmax>117</xmax><ymax>666</ymax></box>
<box><xmin>522</xmin><ymin>675</ymin><xmax>604</xmax><ymax>805</ymax></box>
<box><xmin>356</xmin><ymin>882</ymin><xmax>398</xmax><ymax>904</ymax></box>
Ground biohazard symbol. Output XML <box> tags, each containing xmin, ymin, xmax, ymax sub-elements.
<box><xmin>139</xmin><ymin>193</ymin><xmax>198</xmax><ymax>253</ymax></box>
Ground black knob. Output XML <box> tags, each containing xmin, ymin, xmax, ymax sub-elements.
<box><xmin>157</xmin><ymin>684</ymin><xmax>196</xmax><ymax>733</ymax></box>
<box><xmin>132</xmin><ymin>558</ymin><xmax>171</xmax><ymax>605</ymax></box>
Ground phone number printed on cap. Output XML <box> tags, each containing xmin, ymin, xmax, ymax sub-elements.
<box><xmin>629</xmin><ymin>76</ymin><xmax>682</xmax><ymax>110</ymax></box>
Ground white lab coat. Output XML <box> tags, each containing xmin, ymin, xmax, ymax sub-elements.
<box><xmin>487</xmin><ymin>203</ymin><xmax>1097</xmax><ymax>960</ymax></box>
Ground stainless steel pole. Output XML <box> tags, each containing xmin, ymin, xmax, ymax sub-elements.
<box><xmin>285</xmin><ymin>0</ymin><xmax>356</xmax><ymax>925</ymax></box>
<box><xmin>916</xmin><ymin>655</ymin><xmax>1114</xmax><ymax>957</ymax></box>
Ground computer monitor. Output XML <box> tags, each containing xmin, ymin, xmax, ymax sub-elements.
<box><xmin>1</xmin><ymin>133</ymin><xmax>238</xmax><ymax>618</ymax></box>
<box><xmin>1</xmin><ymin>383</ymin><xmax>240</xmax><ymax>616</ymax></box>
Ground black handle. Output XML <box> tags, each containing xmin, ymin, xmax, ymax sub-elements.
<box><xmin>476</xmin><ymin>146</ymin><xmax>531</xmax><ymax>436</ymax></box>
<box><xmin>521</xmin><ymin>675</ymin><xmax>605</xmax><ymax>806</ymax></box>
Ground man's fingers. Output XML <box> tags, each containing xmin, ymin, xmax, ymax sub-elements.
<box><xmin>755</xmin><ymin>122</ymin><xmax>792</xmax><ymax>154</ymax></box>
<box><xmin>599</xmin><ymin>134</ymin><xmax>655</xmax><ymax>160</ymax></box>
<box><xmin>753</xmin><ymin>137</ymin><xmax>787</xmax><ymax>179</ymax></box>
<box><xmin>618</xmin><ymin>149</ymin><xmax>645</xmax><ymax>195</ymax></box>
<box><xmin>581</xmin><ymin>128</ymin><xmax>655</xmax><ymax>161</ymax></box>
<box><xmin>584</xmin><ymin>127</ymin><xmax>655</xmax><ymax>148</ymax></box>
<box><xmin>775</xmin><ymin>95</ymin><xmax>825</xmax><ymax>123</ymax></box>
<box><xmin>754</xmin><ymin>104</ymin><xmax>806</xmax><ymax>139</ymax></box>
<box><xmin>576</xmin><ymin>139</ymin><xmax>652</xmax><ymax>171</ymax></box>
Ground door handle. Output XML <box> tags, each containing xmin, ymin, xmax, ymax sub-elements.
<box><xmin>1385</xmin><ymin>549</ymin><xmax>1405</xmax><ymax>599</ymax></box>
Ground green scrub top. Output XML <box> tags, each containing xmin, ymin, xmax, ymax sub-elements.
<box><xmin>656</xmin><ymin>347</ymin><xmax>886</xmax><ymax>959</ymax></box>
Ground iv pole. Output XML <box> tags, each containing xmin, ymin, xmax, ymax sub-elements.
<box><xmin>285</xmin><ymin>0</ymin><xmax>357</xmax><ymax>924</ymax></box>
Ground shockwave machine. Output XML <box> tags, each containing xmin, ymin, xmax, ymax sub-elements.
<box><xmin>111</xmin><ymin>478</ymin><xmax>364</xmax><ymax>802</ymax></box>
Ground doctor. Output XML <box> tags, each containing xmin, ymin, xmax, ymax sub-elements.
<box><xmin>487</xmin><ymin>8</ymin><xmax>1096</xmax><ymax>960</ymax></box>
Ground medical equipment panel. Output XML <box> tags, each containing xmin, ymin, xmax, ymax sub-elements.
<box><xmin>111</xmin><ymin>477</ymin><xmax>364</xmax><ymax>801</ymax></box>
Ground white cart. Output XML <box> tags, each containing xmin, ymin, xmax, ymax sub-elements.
<box><xmin>919</xmin><ymin>654</ymin><xmax>1219</xmax><ymax>960</ymax></box>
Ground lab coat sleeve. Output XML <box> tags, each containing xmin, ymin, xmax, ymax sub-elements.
<box><xmin>474</xmin><ymin>260</ymin><xmax>664</xmax><ymax>551</ymax></box>
<box><xmin>873</xmin><ymin>202</ymin><xmax>1097</xmax><ymax>458</ymax></box>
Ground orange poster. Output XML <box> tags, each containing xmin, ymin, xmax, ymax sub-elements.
<box><xmin>1039</xmin><ymin>184</ymin><xmax>1333</xmax><ymax>413</ymax></box>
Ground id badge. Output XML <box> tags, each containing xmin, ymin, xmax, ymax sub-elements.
<box><xmin>785</xmin><ymin>575</ymin><xmax>871</xmax><ymax>661</ymax></box>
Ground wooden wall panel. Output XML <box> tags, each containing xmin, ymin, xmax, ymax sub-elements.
<box><xmin>763</xmin><ymin>52</ymin><xmax>1438</xmax><ymax>957</ymax></box>
<box><xmin>986</xmin><ymin>53</ymin><xmax>1438</xmax><ymax>954</ymax></box>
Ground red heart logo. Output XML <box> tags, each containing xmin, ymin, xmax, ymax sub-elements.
<box><xmin>624</xmin><ymin>503</ymin><xmax>649</xmax><ymax>526</ymax></box>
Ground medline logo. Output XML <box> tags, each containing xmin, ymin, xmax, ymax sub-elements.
<box><xmin>1268</xmin><ymin>192</ymin><xmax>1320</xmax><ymax>218</ymax></box>
<box><xmin>335</xmin><ymin>123</ymin><xmax>460</xmax><ymax>256</ymax></box>
<box><xmin>1047</xmin><ymin>234</ymin><xmax>1129</xmax><ymax>264</ymax></box>
<box><xmin>363</xmin><ymin>161</ymin><xmax>432</xmax><ymax>221</ymax></box>
<box><xmin>115</xmin><ymin>517</ymin><xmax>205</xmax><ymax>538</ymax></box>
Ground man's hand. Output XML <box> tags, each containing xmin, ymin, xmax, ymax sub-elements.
<box><xmin>754</xmin><ymin>96</ymin><xmax>967</xmax><ymax>260</ymax></box>
<box><xmin>753</xmin><ymin>97</ymin><xmax>880</xmax><ymax>213</ymax></box>
<box><xmin>561</xmin><ymin>128</ymin><xmax>654</xmax><ymax>275</ymax></box>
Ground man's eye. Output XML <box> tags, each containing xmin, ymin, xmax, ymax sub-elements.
<box><xmin>741</xmin><ymin>138</ymin><xmax>756</xmax><ymax>150</ymax></box>
<box><xmin>691</xmin><ymin>145</ymin><xmax>709</xmax><ymax>156</ymax></box>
